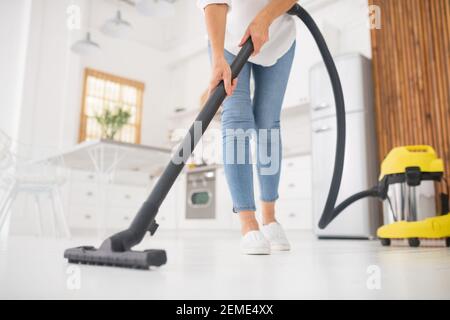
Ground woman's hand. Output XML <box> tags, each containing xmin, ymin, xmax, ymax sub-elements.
<box><xmin>209</xmin><ymin>56</ymin><xmax>238</xmax><ymax>97</ymax></box>
<box><xmin>239</xmin><ymin>14</ymin><xmax>271</xmax><ymax>56</ymax></box>
<box><xmin>239</xmin><ymin>0</ymin><xmax>297</xmax><ymax>56</ymax></box>
<box><xmin>203</xmin><ymin>4</ymin><xmax>236</xmax><ymax>97</ymax></box>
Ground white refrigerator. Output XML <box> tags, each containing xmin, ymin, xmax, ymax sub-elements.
<box><xmin>310</xmin><ymin>53</ymin><xmax>381</xmax><ymax>239</ymax></box>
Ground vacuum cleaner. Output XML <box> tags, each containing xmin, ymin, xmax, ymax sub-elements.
<box><xmin>375</xmin><ymin>146</ymin><xmax>450</xmax><ymax>247</ymax></box>
<box><xmin>64</xmin><ymin>3</ymin><xmax>348</xmax><ymax>269</ymax></box>
<box><xmin>328</xmin><ymin>145</ymin><xmax>449</xmax><ymax>247</ymax></box>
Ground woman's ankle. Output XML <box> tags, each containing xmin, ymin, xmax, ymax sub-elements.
<box><xmin>261</xmin><ymin>201</ymin><xmax>277</xmax><ymax>225</ymax></box>
<box><xmin>239</xmin><ymin>211</ymin><xmax>259</xmax><ymax>235</ymax></box>
<box><xmin>262</xmin><ymin>217</ymin><xmax>277</xmax><ymax>225</ymax></box>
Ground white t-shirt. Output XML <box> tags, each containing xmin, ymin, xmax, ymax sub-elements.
<box><xmin>197</xmin><ymin>0</ymin><xmax>296</xmax><ymax>66</ymax></box>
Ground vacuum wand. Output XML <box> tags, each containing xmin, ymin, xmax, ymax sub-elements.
<box><xmin>64</xmin><ymin>3</ymin><xmax>347</xmax><ymax>269</ymax></box>
<box><xmin>109</xmin><ymin>38</ymin><xmax>255</xmax><ymax>252</ymax></box>
<box><xmin>63</xmin><ymin>39</ymin><xmax>255</xmax><ymax>269</ymax></box>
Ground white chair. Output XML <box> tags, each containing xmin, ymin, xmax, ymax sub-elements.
<box><xmin>0</xmin><ymin>130</ymin><xmax>71</xmax><ymax>239</ymax></box>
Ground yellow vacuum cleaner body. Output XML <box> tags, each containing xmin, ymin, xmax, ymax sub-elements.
<box><xmin>378</xmin><ymin>214</ymin><xmax>450</xmax><ymax>247</ymax></box>
<box><xmin>376</xmin><ymin>145</ymin><xmax>449</xmax><ymax>247</ymax></box>
<box><xmin>379</xmin><ymin>145</ymin><xmax>444</xmax><ymax>180</ymax></box>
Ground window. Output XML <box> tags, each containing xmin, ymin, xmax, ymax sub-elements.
<box><xmin>79</xmin><ymin>68</ymin><xmax>145</xmax><ymax>144</ymax></box>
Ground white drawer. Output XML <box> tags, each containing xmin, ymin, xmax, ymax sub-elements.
<box><xmin>279</xmin><ymin>171</ymin><xmax>311</xmax><ymax>199</ymax></box>
<box><xmin>70</xmin><ymin>182</ymin><xmax>98</xmax><ymax>206</ymax></box>
<box><xmin>276</xmin><ymin>198</ymin><xmax>313</xmax><ymax>230</ymax></box>
<box><xmin>106</xmin><ymin>205</ymin><xmax>177</xmax><ymax>231</ymax></box>
<box><xmin>156</xmin><ymin>210</ymin><xmax>177</xmax><ymax>229</ymax></box>
<box><xmin>283</xmin><ymin>155</ymin><xmax>311</xmax><ymax>172</ymax></box>
<box><xmin>69</xmin><ymin>205</ymin><xmax>99</xmax><ymax>229</ymax></box>
<box><xmin>107</xmin><ymin>207</ymin><xmax>136</xmax><ymax>230</ymax></box>
<box><xmin>108</xmin><ymin>185</ymin><xmax>147</xmax><ymax>207</ymax></box>
<box><xmin>157</xmin><ymin>194</ymin><xmax>177</xmax><ymax>229</ymax></box>
<box><xmin>70</xmin><ymin>170</ymin><xmax>96</xmax><ymax>183</ymax></box>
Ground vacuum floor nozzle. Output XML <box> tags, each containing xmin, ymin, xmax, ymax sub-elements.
<box><xmin>64</xmin><ymin>246</ymin><xmax>167</xmax><ymax>269</ymax></box>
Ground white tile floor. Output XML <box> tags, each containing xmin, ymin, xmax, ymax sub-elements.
<box><xmin>0</xmin><ymin>230</ymin><xmax>449</xmax><ymax>299</ymax></box>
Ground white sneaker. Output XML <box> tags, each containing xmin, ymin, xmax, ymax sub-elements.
<box><xmin>240</xmin><ymin>230</ymin><xmax>271</xmax><ymax>255</ymax></box>
<box><xmin>261</xmin><ymin>222</ymin><xmax>291</xmax><ymax>251</ymax></box>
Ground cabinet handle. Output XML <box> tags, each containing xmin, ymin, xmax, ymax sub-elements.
<box><xmin>313</xmin><ymin>103</ymin><xmax>330</xmax><ymax>111</ymax></box>
<box><xmin>123</xmin><ymin>216</ymin><xmax>130</xmax><ymax>221</ymax></box>
<box><xmin>124</xmin><ymin>194</ymin><xmax>131</xmax><ymax>199</ymax></box>
<box><xmin>86</xmin><ymin>191</ymin><xmax>94</xmax><ymax>197</ymax></box>
<box><xmin>288</xmin><ymin>183</ymin><xmax>295</xmax><ymax>188</ymax></box>
<box><xmin>313</xmin><ymin>126</ymin><xmax>331</xmax><ymax>133</ymax></box>
<box><xmin>288</xmin><ymin>213</ymin><xmax>296</xmax><ymax>218</ymax></box>
<box><xmin>84</xmin><ymin>214</ymin><xmax>91</xmax><ymax>219</ymax></box>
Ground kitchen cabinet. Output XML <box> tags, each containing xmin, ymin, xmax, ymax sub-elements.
<box><xmin>226</xmin><ymin>155</ymin><xmax>313</xmax><ymax>230</ymax></box>
<box><xmin>277</xmin><ymin>155</ymin><xmax>313</xmax><ymax>230</ymax></box>
<box><xmin>150</xmin><ymin>177</ymin><xmax>179</xmax><ymax>230</ymax></box>
<box><xmin>67</xmin><ymin>169</ymin><xmax>178</xmax><ymax>232</ymax></box>
<box><xmin>68</xmin><ymin>154</ymin><xmax>313</xmax><ymax>232</ymax></box>
<box><xmin>276</xmin><ymin>198</ymin><xmax>312</xmax><ymax>230</ymax></box>
<box><xmin>106</xmin><ymin>207</ymin><xmax>138</xmax><ymax>230</ymax></box>
<box><xmin>68</xmin><ymin>205</ymin><xmax>99</xmax><ymax>230</ymax></box>
<box><xmin>216</xmin><ymin>167</ymin><xmax>234</xmax><ymax>224</ymax></box>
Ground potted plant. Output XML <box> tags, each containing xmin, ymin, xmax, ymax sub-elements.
<box><xmin>95</xmin><ymin>107</ymin><xmax>131</xmax><ymax>140</ymax></box>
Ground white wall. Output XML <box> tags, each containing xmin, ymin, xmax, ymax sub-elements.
<box><xmin>17</xmin><ymin>0</ymin><xmax>75</xmax><ymax>150</ymax></box>
<box><xmin>315</xmin><ymin>0</ymin><xmax>373</xmax><ymax>58</ymax></box>
<box><xmin>80</xmin><ymin>34</ymin><xmax>172</xmax><ymax>146</ymax></box>
<box><xmin>166</xmin><ymin>1</ymin><xmax>209</xmax><ymax>114</ymax></box>
<box><xmin>77</xmin><ymin>0</ymin><xmax>173</xmax><ymax>147</ymax></box>
<box><xmin>0</xmin><ymin>0</ymin><xmax>31</xmax><ymax>139</ymax></box>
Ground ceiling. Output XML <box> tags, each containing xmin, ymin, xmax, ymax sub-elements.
<box><xmin>93</xmin><ymin>0</ymin><xmax>205</xmax><ymax>51</ymax></box>
<box><xmin>93</xmin><ymin>0</ymin><xmax>367</xmax><ymax>52</ymax></box>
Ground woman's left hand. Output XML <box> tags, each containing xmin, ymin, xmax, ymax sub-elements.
<box><xmin>238</xmin><ymin>15</ymin><xmax>271</xmax><ymax>56</ymax></box>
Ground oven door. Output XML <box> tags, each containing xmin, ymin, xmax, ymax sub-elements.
<box><xmin>186</xmin><ymin>171</ymin><xmax>216</xmax><ymax>219</ymax></box>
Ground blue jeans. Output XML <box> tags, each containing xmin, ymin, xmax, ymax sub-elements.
<box><xmin>219</xmin><ymin>42</ymin><xmax>295</xmax><ymax>212</ymax></box>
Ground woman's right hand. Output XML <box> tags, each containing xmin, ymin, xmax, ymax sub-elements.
<box><xmin>209</xmin><ymin>56</ymin><xmax>238</xmax><ymax>97</ymax></box>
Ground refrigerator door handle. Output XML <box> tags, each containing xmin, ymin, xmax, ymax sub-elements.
<box><xmin>313</xmin><ymin>126</ymin><xmax>332</xmax><ymax>133</ymax></box>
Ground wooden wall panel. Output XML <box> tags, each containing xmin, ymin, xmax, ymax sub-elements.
<box><xmin>369</xmin><ymin>0</ymin><xmax>450</xmax><ymax>209</ymax></box>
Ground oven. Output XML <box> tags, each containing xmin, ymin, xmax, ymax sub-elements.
<box><xmin>185</xmin><ymin>168</ymin><xmax>216</xmax><ymax>219</ymax></box>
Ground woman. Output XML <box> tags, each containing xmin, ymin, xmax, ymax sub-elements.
<box><xmin>198</xmin><ymin>0</ymin><xmax>297</xmax><ymax>255</ymax></box>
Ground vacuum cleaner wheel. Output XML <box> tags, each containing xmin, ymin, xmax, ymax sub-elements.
<box><xmin>64</xmin><ymin>246</ymin><xmax>167</xmax><ymax>269</ymax></box>
<box><xmin>408</xmin><ymin>238</ymin><xmax>420</xmax><ymax>247</ymax></box>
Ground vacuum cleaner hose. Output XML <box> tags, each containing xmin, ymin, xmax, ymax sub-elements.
<box><xmin>107</xmin><ymin>4</ymin><xmax>346</xmax><ymax>252</ymax></box>
<box><xmin>288</xmin><ymin>4</ymin><xmax>346</xmax><ymax>229</ymax></box>
<box><xmin>327</xmin><ymin>188</ymin><xmax>381</xmax><ymax>223</ymax></box>
<box><xmin>64</xmin><ymin>4</ymin><xmax>368</xmax><ymax>269</ymax></box>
